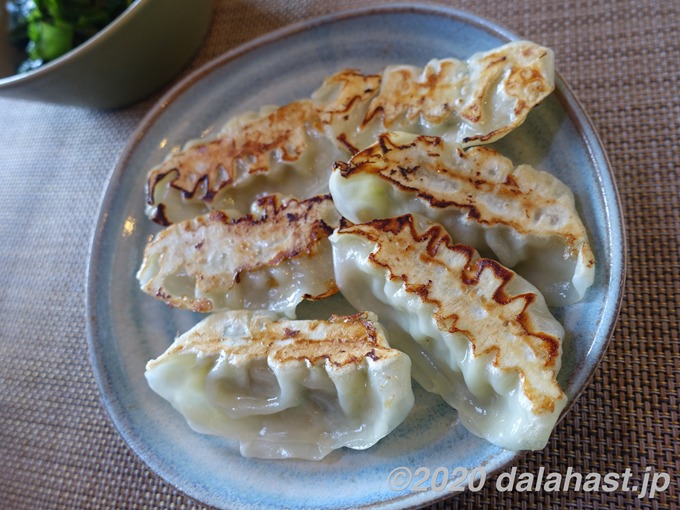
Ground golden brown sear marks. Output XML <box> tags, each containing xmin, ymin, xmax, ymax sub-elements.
<box><xmin>314</xmin><ymin>70</ymin><xmax>381</xmax><ymax>125</ymax></box>
<box><xmin>145</xmin><ymin>41</ymin><xmax>554</xmax><ymax>224</ymax></box>
<box><xmin>337</xmin><ymin>215</ymin><xmax>564</xmax><ymax>414</ymax></box>
<box><xmin>147</xmin><ymin>100</ymin><xmax>319</xmax><ymax>205</ymax></box>
<box><xmin>338</xmin><ymin>132</ymin><xmax>593</xmax><ymax>267</ymax></box>
<box><xmin>149</xmin><ymin>311</ymin><xmax>399</xmax><ymax>370</ymax></box>
<box><xmin>137</xmin><ymin>194</ymin><xmax>340</xmax><ymax>312</ymax></box>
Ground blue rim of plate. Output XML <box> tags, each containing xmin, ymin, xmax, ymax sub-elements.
<box><xmin>86</xmin><ymin>3</ymin><xmax>626</xmax><ymax>509</ymax></box>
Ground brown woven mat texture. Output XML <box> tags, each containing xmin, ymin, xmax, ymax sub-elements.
<box><xmin>0</xmin><ymin>0</ymin><xmax>677</xmax><ymax>508</ymax></box>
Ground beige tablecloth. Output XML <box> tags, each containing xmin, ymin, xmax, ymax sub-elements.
<box><xmin>0</xmin><ymin>0</ymin><xmax>677</xmax><ymax>508</ymax></box>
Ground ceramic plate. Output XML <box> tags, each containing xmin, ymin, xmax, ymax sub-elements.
<box><xmin>87</xmin><ymin>4</ymin><xmax>625</xmax><ymax>509</ymax></box>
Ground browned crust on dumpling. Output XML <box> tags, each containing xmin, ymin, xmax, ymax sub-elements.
<box><xmin>146</xmin><ymin>100</ymin><xmax>320</xmax><ymax>208</ymax></box>
<box><xmin>337</xmin><ymin>215</ymin><xmax>564</xmax><ymax>414</ymax></box>
<box><xmin>460</xmin><ymin>43</ymin><xmax>553</xmax><ymax>144</ymax></box>
<box><xmin>335</xmin><ymin>132</ymin><xmax>594</xmax><ymax>269</ymax></box>
<box><xmin>151</xmin><ymin>311</ymin><xmax>401</xmax><ymax>368</ymax></box>
<box><xmin>363</xmin><ymin>59</ymin><xmax>465</xmax><ymax>127</ymax></box>
<box><xmin>315</xmin><ymin>69</ymin><xmax>382</xmax><ymax>126</ymax></box>
<box><xmin>146</xmin><ymin>41</ymin><xmax>553</xmax><ymax>225</ymax></box>
<box><xmin>138</xmin><ymin>194</ymin><xmax>340</xmax><ymax>312</ymax></box>
<box><xmin>504</xmin><ymin>46</ymin><xmax>554</xmax><ymax>115</ymax></box>
<box><xmin>363</xmin><ymin>42</ymin><xmax>553</xmax><ymax>143</ymax></box>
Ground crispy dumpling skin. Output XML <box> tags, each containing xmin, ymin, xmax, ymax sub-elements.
<box><xmin>313</xmin><ymin>40</ymin><xmax>554</xmax><ymax>152</ymax></box>
<box><xmin>145</xmin><ymin>310</ymin><xmax>415</xmax><ymax>460</ymax></box>
<box><xmin>330</xmin><ymin>214</ymin><xmax>567</xmax><ymax>451</ymax></box>
<box><xmin>330</xmin><ymin>132</ymin><xmax>595</xmax><ymax>306</ymax></box>
<box><xmin>145</xmin><ymin>101</ymin><xmax>347</xmax><ymax>225</ymax></box>
<box><xmin>137</xmin><ymin>194</ymin><xmax>340</xmax><ymax>318</ymax></box>
<box><xmin>146</xmin><ymin>41</ymin><xmax>554</xmax><ymax>225</ymax></box>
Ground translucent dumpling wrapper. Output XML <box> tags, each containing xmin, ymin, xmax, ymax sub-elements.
<box><xmin>146</xmin><ymin>41</ymin><xmax>554</xmax><ymax>225</ymax></box>
<box><xmin>145</xmin><ymin>101</ymin><xmax>347</xmax><ymax>225</ymax></box>
<box><xmin>330</xmin><ymin>214</ymin><xmax>567</xmax><ymax>451</ymax></box>
<box><xmin>330</xmin><ymin>132</ymin><xmax>595</xmax><ymax>306</ymax></box>
<box><xmin>137</xmin><ymin>194</ymin><xmax>340</xmax><ymax>318</ymax></box>
<box><xmin>145</xmin><ymin>310</ymin><xmax>415</xmax><ymax>460</ymax></box>
<box><xmin>312</xmin><ymin>40</ymin><xmax>554</xmax><ymax>153</ymax></box>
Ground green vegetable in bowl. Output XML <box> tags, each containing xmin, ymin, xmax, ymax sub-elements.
<box><xmin>6</xmin><ymin>0</ymin><xmax>133</xmax><ymax>73</ymax></box>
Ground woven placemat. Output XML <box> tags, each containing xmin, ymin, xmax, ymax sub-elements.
<box><xmin>0</xmin><ymin>0</ymin><xmax>677</xmax><ymax>508</ymax></box>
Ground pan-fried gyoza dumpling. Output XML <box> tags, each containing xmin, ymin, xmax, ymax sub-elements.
<box><xmin>146</xmin><ymin>41</ymin><xmax>554</xmax><ymax>225</ymax></box>
<box><xmin>330</xmin><ymin>214</ymin><xmax>567</xmax><ymax>451</ymax></box>
<box><xmin>313</xmin><ymin>40</ymin><xmax>554</xmax><ymax>153</ymax></box>
<box><xmin>329</xmin><ymin>132</ymin><xmax>594</xmax><ymax>306</ymax></box>
<box><xmin>145</xmin><ymin>101</ymin><xmax>347</xmax><ymax>225</ymax></box>
<box><xmin>145</xmin><ymin>310</ymin><xmax>414</xmax><ymax>460</ymax></box>
<box><xmin>137</xmin><ymin>194</ymin><xmax>339</xmax><ymax>318</ymax></box>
